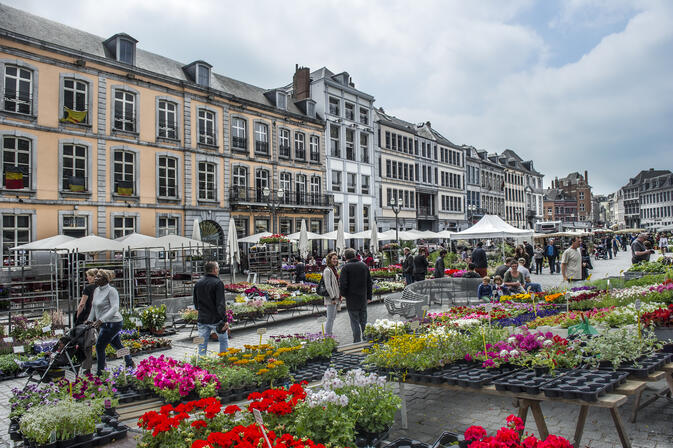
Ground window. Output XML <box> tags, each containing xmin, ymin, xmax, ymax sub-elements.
<box><xmin>231</xmin><ymin>118</ymin><xmax>247</xmax><ymax>150</ymax></box>
<box><xmin>360</xmin><ymin>133</ymin><xmax>369</xmax><ymax>163</ymax></box>
<box><xmin>157</xmin><ymin>100</ymin><xmax>177</xmax><ymax>139</ymax></box>
<box><xmin>198</xmin><ymin>109</ymin><xmax>216</xmax><ymax>146</ymax></box>
<box><xmin>361</xmin><ymin>175</ymin><xmax>370</xmax><ymax>195</ymax></box>
<box><xmin>113</xmin><ymin>90</ymin><xmax>136</xmax><ymax>132</ymax></box>
<box><xmin>255</xmin><ymin>169</ymin><xmax>269</xmax><ymax>201</ymax></box>
<box><xmin>157</xmin><ymin>156</ymin><xmax>177</xmax><ymax>198</ymax></box>
<box><xmin>231</xmin><ymin>166</ymin><xmax>248</xmax><ymax>201</ymax></box>
<box><xmin>348</xmin><ymin>204</ymin><xmax>356</xmax><ymax>233</ymax></box>
<box><xmin>198</xmin><ymin>161</ymin><xmax>216</xmax><ymax>201</ymax></box>
<box><xmin>3</xmin><ymin>136</ymin><xmax>31</xmax><ymax>190</ymax></box>
<box><xmin>294</xmin><ymin>132</ymin><xmax>305</xmax><ymax>160</ymax></box>
<box><xmin>295</xmin><ymin>174</ymin><xmax>306</xmax><ymax>203</ymax></box>
<box><xmin>158</xmin><ymin>216</ymin><xmax>178</xmax><ymax>236</ymax></box>
<box><xmin>329</xmin><ymin>97</ymin><xmax>340</xmax><ymax>116</ymax></box>
<box><xmin>310</xmin><ymin>176</ymin><xmax>321</xmax><ymax>203</ymax></box>
<box><xmin>332</xmin><ymin>170</ymin><xmax>342</xmax><ymax>191</ymax></box>
<box><xmin>118</xmin><ymin>39</ymin><xmax>135</xmax><ymax>65</ymax></box>
<box><xmin>2</xmin><ymin>214</ymin><xmax>30</xmax><ymax>266</ymax></box>
<box><xmin>280</xmin><ymin>172</ymin><xmax>291</xmax><ymax>203</ymax></box>
<box><xmin>279</xmin><ymin>218</ymin><xmax>292</xmax><ymax>235</ymax></box>
<box><xmin>345</xmin><ymin>102</ymin><xmax>355</xmax><ymax>120</ymax></box>
<box><xmin>113</xmin><ymin>150</ymin><xmax>135</xmax><ymax>196</ymax></box>
<box><xmin>62</xmin><ymin>215</ymin><xmax>88</xmax><ymax>238</ymax></box>
<box><xmin>279</xmin><ymin>129</ymin><xmax>290</xmax><ymax>158</ymax></box>
<box><xmin>330</xmin><ymin>125</ymin><xmax>340</xmax><ymax>158</ymax></box>
<box><xmin>347</xmin><ymin>173</ymin><xmax>356</xmax><ymax>193</ymax></box>
<box><xmin>334</xmin><ymin>203</ymin><xmax>341</xmax><ymax>221</ymax></box>
<box><xmin>579</xmin><ymin>191</ymin><xmax>585</xmax><ymax>200</ymax></box>
<box><xmin>359</xmin><ymin>107</ymin><xmax>369</xmax><ymax>125</ymax></box>
<box><xmin>254</xmin><ymin>122</ymin><xmax>269</xmax><ymax>154</ymax></box>
<box><xmin>234</xmin><ymin>216</ymin><xmax>249</xmax><ymax>238</ymax></box>
<box><xmin>309</xmin><ymin>135</ymin><xmax>320</xmax><ymax>162</ymax></box>
<box><xmin>254</xmin><ymin>218</ymin><xmax>269</xmax><ymax>233</ymax></box>
<box><xmin>3</xmin><ymin>65</ymin><xmax>33</xmax><ymax>114</ymax></box>
<box><xmin>276</xmin><ymin>92</ymin><xmax>287</xmax><ymax>110</ymax></box>
<box><xmin>363</xmin><ymin>205</ymin><xmax>370</xmax><ymax>229</ymax></box>
<box><xmin>345</xmin><ymin>129</ymin><xmax>355</xmax><ymax>160</ymax></box>
<box><xmin>113</xmin><ymin>216</ymin><xmax>136</xmax><ymax>239</ymax></box>
<box><xmin>62</xmin><ymin>78</ymin><xmax>88</xmax><ymax>123</ymax></box>
<box><xmin>385</xmin><ymin>131</ymin><xmax>391</xmax><ymax>149</ymax></box>
<box><xmin>62</xmin><ymin>144</ymin><xmax>87</xmax><ymax>192</ymax></box>
<box><xmin>196</xmin><ymin>64</ymin><xmax>210</xmax><ymax>87</ymax></box>
<box><xmin>310</xmin><ymin>219</ymin><xmax>322</xmax><ymax>234</ymax></box>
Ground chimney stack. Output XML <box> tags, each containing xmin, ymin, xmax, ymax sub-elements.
<box><xmin>293</xmin><ymin>65</ymin><xmax>310</xmax><ymax>101</ymax></box>
<box><xmin>584</xmin><ymin>170</ymin><xmax>588</xmax><ymax>184</ymax></box>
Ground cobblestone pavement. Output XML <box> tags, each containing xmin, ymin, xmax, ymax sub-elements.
<box><xmin>3</xmin><ymin>249</ymin><xmax>671</xmax><ymax>448</ymax></box>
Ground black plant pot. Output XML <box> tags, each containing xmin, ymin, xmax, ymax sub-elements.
<box><xmin>534</xmin><ymin>366</ymin><xmax>550</xmax><ymax>377</ymax></box>
<box><xmin>57</xmin><ymin>437</ymin><xmax>77</xmax><ymax>448</ymax></box>
<box><xmin>75</xmin><ymin>433</ymin><xmax>94</xmax><ymax>444</ymax></box>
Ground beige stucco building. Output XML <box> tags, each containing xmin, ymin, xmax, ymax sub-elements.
<box><xmin>0</xmin><ymin>5</ymin><xmax>330</xmax><ymax>264</ymax></box>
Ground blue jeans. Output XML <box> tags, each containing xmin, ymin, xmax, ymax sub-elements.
<box><xmin>197</xmin><ymin>323</ymin><xmax>229</xmax><ymax>356</ymax></box>
<box><xmin>96</xmin><ymin>321</ymin><xmax>132</xmax><ymax>374</ymax></box>
<box><xmin>405</xmin><ymin>274</ymin><xmax>413</xmax><ymax>285</ymax></box>
<box><xmin>325</xmin><ymin>304</ymin><xmax>337</xmax><ymax>336</ymax></box>
<box><xmin>348</xmin><ymin>308</ymin><xmax>367</xmax><ymax>343</ymax></box>
<box><xmin>526</xmin><ymin>282</ymin><xmax>543</xmax><ymax>293</ymax></box>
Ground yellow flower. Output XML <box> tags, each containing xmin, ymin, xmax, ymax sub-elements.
<box><xmin>257</xmin><ymin>368</ymin><xmax>270</xmax><ymax>375</ymax></box>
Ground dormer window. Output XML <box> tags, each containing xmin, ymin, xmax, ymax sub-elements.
<box><xmin>276</xmin><ymin>92</ymin><xmax>287</xmax><ymax>110</ymax></box>
<box><xmin>306</xmin><ymin>100</ymin><xmax>315</xmax><ymax>118</ymax></box>
<box><xmin>103</xmin><ymin>33</ymin><xmax>138</xmax><ymax>66</ymax></box>
<box><xmin>182</xmin><ymin>61</ymin><xmax>212</xmax><ymax>88</ymax></box>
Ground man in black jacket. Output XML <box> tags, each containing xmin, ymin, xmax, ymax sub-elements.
<box><xmin>402</xmin><ymin>247</ymin><xmax>414</xmax><ymax>285</ymax></box>
<box><xmin>545</xmin><ymin>239</ymin><xmax>559</xmax><ymax>274</ymax></box>
<box><xmin>434</xmin><ymin>249</ymin><xmax>447</xmax><ymax>278</ymax></box>
<box><xmin>471</xmin><ymin>242</ymin><xmax>488</xmax><ymax>277</ymax></box>
<box><xmin>194</xmin><ymin>261</ymin><xmax>228</xmax><ymax>355</ymax></box>
<box><xmin>339</xmin><ymin>248</ymin><xmax>373</xmax><ymax>343</ymax></box>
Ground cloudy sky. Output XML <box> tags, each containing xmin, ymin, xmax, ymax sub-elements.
<box><xmin>8</xmin><ymin>0</ymin><xmax>673</xmax><ymax>194</ymax></box>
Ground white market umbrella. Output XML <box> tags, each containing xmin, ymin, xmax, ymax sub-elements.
<box><xmin>191</xmin><ymin>219</ymin><xmax>202</xmax><ymax>242</ymax></box>
<box><xmin>54</xmin><ymin>234</ymin><xmax>126</xmax><ymax>253</ymax></box>
<box><xmin>377</xmin><ymin>229</ymin><xmax>398</xmax><ymax>241</ymax></box>
<box><xmin>226</xmin><ymin>218</ymin><xmax>240</xmax><ymax>266</ymax></box>
<box><xmin>336</xmin><ymin>221</ymin><xmax>346</xmax><ymax>255</ymax></box>
<box><xmin>11</xmin><ymin>234</ymin><xmax>75</xmax><ymax>251</ymax></box>
<box><xmin>319</xmin><ymin>230</ymin><xmax>355</xmax><ymax>240</ymax></box>
<box><xmin>238</xmin><ymin>231</ymin><xmax>273</xmax><ymax>244</ymax></box>
<box><xmin>287</xmin><ymin>231</ymin><xmax>322</xmax><ymax>240</ymax></box>
<box><xmin>115</xmin><ymin>232</ymin><xmax>159</xmax><ymax>249</ymax></box>
<box><xmin>370</xmin><ymin>219</ymin><xmax>378</xmax><ymax>253</ymax></box>
<box><xmin>299</xmin><ymin>219</ymin><xmax>310</xmax><ymax>260</ymax></box>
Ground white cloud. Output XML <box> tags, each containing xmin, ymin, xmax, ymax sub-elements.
<box><xmin>7</xmin><ymin>0</ymin><xmax>673</xmax><ymax>193</ymax></box>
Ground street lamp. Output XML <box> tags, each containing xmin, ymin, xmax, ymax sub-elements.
<box><xmin>390</xmin><ymin>197</ymin><xmax>402</xmax><ymax>244</ymax></box>
<box><xmin>263</xmin><ymin>187</ymin><xmax>284</xmax><ymax>234</ymax></box>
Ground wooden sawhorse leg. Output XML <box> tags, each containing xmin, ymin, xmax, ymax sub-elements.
<box><xmin>518</xmin><ymin>399</ymin><xmax>549</xmax><ymax>440</ymax></box>
<box><xmin>610</xmin><ymin>407</ymin><xmax>632</xmax><ymax>448</ymax></box>
<box><xmin>573</xmin><ymin>405</ymin><xmax>589</xmax><ymax>447</ymax></box>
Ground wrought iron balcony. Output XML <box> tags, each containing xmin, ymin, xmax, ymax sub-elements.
<box><xmin>229</xmin><ymin>187</ymin><xmax>333</xmax><ymax>208</ymax></box>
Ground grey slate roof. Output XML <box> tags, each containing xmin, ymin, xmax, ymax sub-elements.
<box><xmin>544</xmin><ymin>188</ymin><xmax>576</xmax><ymax>202</ymax></box>
<box><xmin>0</xmin><ymin>3</ymin><xmax>312</xmax><ymax>118</ymax></box>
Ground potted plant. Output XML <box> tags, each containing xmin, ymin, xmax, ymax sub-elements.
<box><xmin>140</xmin><ymin>304</ymin><xmax>167</xmax><ymax>334</ymax></box>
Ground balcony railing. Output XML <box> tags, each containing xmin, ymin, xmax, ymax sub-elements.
<box><xmin>417</xmin><ymin>206</ymin><xmax>434</xmax><ymax>217</ymax></box>
<box><xmin>279</xmin><ymin>144</ymin><xmax>291</xmax><ymax>158</ymax></box>
<box><xmin>232</xmin><ymin>136</ymin><xmax>247</xmax><ymax>150</ymax></box>
<box><xmin>255</xmin><ymin>141</ymin><xmax>269</xmax><ymax>154</ymax></box>
<box><xmin>229</xmin><ymin>187</ymin><xmax>333</xmax><ymax>208</ymax></box>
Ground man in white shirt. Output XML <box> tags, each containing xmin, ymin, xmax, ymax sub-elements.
<box><xmin>561</xmin><ymin>237</ymin><xmax>583</xmax><ymax>282</ymax></box>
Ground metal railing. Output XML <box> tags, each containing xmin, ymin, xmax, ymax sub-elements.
<box><xmin>230</xmin><ymin>187</ymin><xmax>333</xmax><ymax>207</ymax></box>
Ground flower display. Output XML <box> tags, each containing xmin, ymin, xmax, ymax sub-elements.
<box><xmin>135</xmin><ymin>355</ymin><xmax>220</xmax><ymax>402</ymax></box>
<box><xmin>259</xmin><ymin>234</ymin><xmax>290</xmax><ymax>244</ymax></box>
<box><xmin>464</xmin><ymin>414</ymin><xmax>572</xmax><ymax>448</ymax></box>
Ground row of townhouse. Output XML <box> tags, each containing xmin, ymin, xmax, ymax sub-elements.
<box><xmin>609</xmin><ymin>169</ymin><xmax>673</xmax><ymax>230</ymax></box>
<box><xmin>0</xmin><ymin>4</ymin><xmax>546</xmax><ymax>264</ymax></box>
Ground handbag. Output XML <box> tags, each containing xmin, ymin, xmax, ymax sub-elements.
<box><xmin>316</xmin><ymin>277</ymin><xmax>330</xmax><ymax>297</ymax></box>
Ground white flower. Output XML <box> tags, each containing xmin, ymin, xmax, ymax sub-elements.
<box><xmin>499</xmin><ymin>350</ymin><xmax>509</xmax><ymax>357</ymax></box>
<box><xmin>507</xmin><ymin>337</ymin><xmax>516</xmax><ymax>344</ymax></box>
<box><xmin>543</xmin><ymin>340</ymin><xmax>553</xmax><ymax>347</ymax></box>
<box><xmin>509</xmin><ymin>350</ymin><xmax>520</xmax><ymax>357</ymax></box>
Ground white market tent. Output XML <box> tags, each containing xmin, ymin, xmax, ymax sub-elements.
<box><xmin>450</xmin><ymin>215</ymin><xmax>533</xmax><ymax>239</ymax></box>
<box><xmin>115</xmin><ymin>232</ymin><xmax>159</xmax><ymax>249</ymax></box>
<box><xmin>54</xmin><ymin>234</ymin><xmax>127</xmax><ymax>253</ymax></box>
<box><xmin>287</xmin><ymin>230</ymin><xmax>323</xmax><ymax>241</ymax></box>
<box><xmin>154</xmin><ymin>234</ymin><xmax>214</xmax><ymax>250</ymax></box>
<box><xmin>10</xmin><ymin>234</ymin><xmax>75</xmax><ymax>251</ymax></box>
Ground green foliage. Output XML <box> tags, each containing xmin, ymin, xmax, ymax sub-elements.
<box><xmin>140</xmin><ymin>304</ymin><xmax>167</xmax><ymax>331</ymax></box>
<box><xmin>20</xmin><ymin>399</ymin><xmax>102</xmax><ymax>444</ymax></box>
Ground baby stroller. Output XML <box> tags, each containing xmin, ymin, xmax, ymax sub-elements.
<box><xmin>23</xmin><ymin>323</ymin><xmax>96</xmax><ymax>388</ymax></box>
<box><xmin>594</xmin><ymin>244</ymin><xmax>608</xmax><ymax>260</ymax></box>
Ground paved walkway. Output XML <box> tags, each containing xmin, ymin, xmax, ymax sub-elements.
<box><xmin>3</xmin><ymin>249</ymin><xmax>669</xmax><ymax>448</ymax></box>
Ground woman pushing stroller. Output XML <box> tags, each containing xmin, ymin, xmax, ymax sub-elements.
<box><xmin>86</xmin><ymin>269</ymin><xmax>134</xmax><ymax>375</ymax></box>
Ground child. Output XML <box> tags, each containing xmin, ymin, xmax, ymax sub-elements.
<box><xmin>492</xmin><ymin>275</ymin><xmax>509</xmax><ymax>297</ymax></box>
<box><xmin>477</xmin><ymin>277</ymin><xmax>493</xmax><ymax>302</ymax></box>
